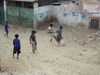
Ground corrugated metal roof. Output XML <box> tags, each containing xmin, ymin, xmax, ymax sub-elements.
<box><xmin>8</xmin><ymin>0</ymin><xmax>37</xmax><ymax>2</ymax></box>
<box><xmin>7</xmin><ymin>0</ymin><xmax>71</xmax><ymax>2</ymax></box>
<box><xmin>38</xmin><ymin>0</ymin><xmax>71</xmax><ymax>6</ymax></box>
<box><xmin>7</xmin><ymin>0</ymin><xmax>72</xmax><ymax>6</ymax></box>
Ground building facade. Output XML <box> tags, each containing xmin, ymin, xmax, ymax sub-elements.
<box><xmin>0</xmin><ymin>0</ymin><xmax>100</xmax><ymax>29</ymax></box>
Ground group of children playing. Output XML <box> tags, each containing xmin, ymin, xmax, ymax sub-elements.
<box><xmin>48</xmin><ymin>24</ymin><xmax>63</xmax><ymax>45</ymax></box>
<box><xmin>4</xmin><ymin>21</ymin><xmax>63</xmax><ymax>59</ymax></box>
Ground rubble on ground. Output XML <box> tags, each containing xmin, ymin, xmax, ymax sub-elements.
<box><xmin>79</xmin><ymin>40</ymin><xmax>87</xmax><ymax>46</ymax></box>
<box><xmin>87</xmin><ymin>31</ymin><xmax>100</xmax><ymax>41</ymax></box>
<box><xmin>74</xmin><ymin>38</ymin><xmax>78</xmax><ymax>41</ymax></box>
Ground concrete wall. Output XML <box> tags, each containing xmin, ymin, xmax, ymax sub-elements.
<box><xmin>81</xmin><ymin>0</ymin><xmax>100</xmax><ymax>4</ymax></box>
<box><xmin>4</xmin><ymin>0</ymin><xmax>100</xmax><ymax>28</ymax></box>
<box><xmin>37</xmin><ymin>5</ymin><xmax>51</xmax><ymax>23</ymax></box>
<box><xmin>82</xmin><ymin>2</ymin><xmax>100</xmax><ymax>26</ymax></box>
<box><xmin>82</xmin><ymin>3</ymin><xmax>100</xmax><ymax>17</ymax></box>
<box><xmin>51</xmin><ymin>2</ymin><xmax>100</xmax><ymax>26</ymax></box>
<box><xmin>51</xmin><ymin>3</ymin><xmax>86</xmax><ymax>26</ymax></box>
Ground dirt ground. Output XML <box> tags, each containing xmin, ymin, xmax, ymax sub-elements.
<box><xmin>0</xmin><ymin>24</ymin><xmax>100</xmax><ymax>75</ymax></box>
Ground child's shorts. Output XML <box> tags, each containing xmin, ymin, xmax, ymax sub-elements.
<box><xmin>48</xmin><ymin>32</ymin><xmax>54</xmax><ymax>39</ymax></box>
<box><xmin>13</xmin><ymin>47</ymin><xmax>21</xmax><ymax>54</ymax></box>
<box><xmin>5</xmin><ymin>28</ymin><xmax>8</xmax><ymax>33</ymax></box>
<box><xmin>56</xmin><ymin>35</ymin><xmax>62</xmax><ymax>42</ymax></box>
<box><xmin>48</xmin><ymin>33</ymin><xmax>53</xmax><ymax>36</ymax></box>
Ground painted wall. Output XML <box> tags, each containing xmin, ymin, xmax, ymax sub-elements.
<box><xmin>51</xmin><ymin>2</ymin><xmax>100</xmax><ymax>26</ymax></box>
<box><xmin>51</xmin><ymin>3</ymin><xmax>86</xmax><ymax>26</ymax></box>
<box><xmin>82</xmin><ymin>3</ymin><xmax>100</xmax><ymax>26</ymax></box>
<box><xmin>82</xmin><ymin>3</ymin><xmax>100</xmax><ymax>17</ymax></box>
<box><xmin>2</xmin><ymin>1</ymin><xmax>100</xmax><ymax>27</ymax></box>
<box><xmin>37</xmin><ymin>5</ymin><xmax>51</xmax><ymax>22</ymax></box>
<box><xmin>82</xmin><ymin>0</ymin><xmax>100</xmax><ymax>4</ymax></box>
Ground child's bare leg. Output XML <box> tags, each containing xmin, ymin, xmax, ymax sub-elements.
<box><xmin>17</xmin><ymin>54</ymin><xmax>19</xmax><ymax>59</ymax></box>
<box><xmin>53</xmin><ymin>35</ymin><xmax>57</xmax><ymax>42</ymax></box>
<box><xmin>50</xmin><ymin>39</ymin><xmax>52</xmax><ymax>42</ymax></box>
<box><xmin>13</xmin><ymin>53</ymin><xmax>14</xmax><ymax>59</ymax></box>
<box><xmin>58</xmin><ymin>40</ymin><xmax>61</xmax><ymax>45</ymax></box>
<box><xmin>4</xmin><ymin>33</ymin><xmax>8</xmax><ymax>37</ymax></box>
<box><xmin>33</xmin><ymin>50</ymin><xmax>35</xmax><ymax>53</ymax></box>
<box><xmin>58</xmin><ymin>42</ymin><xmax>60</xmax><ymax>45</ymax></box>
<box><xmin>4</xmin><ymin>33</ymin><xmax>6</xmax><ymax>36</ymax></box>
<box><xmin>32</xmin><ymin>44</ymin><xmax>35</xmax><ymax>53</ymax></box>
<box><xmin>7</xmin><ymin>33</ymin><xmax>8</xmax><ymax>37</ymax></box>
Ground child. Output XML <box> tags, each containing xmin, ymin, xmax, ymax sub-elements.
<box><xmin>48</xmin><ymin>24</ymin><xmax>55</xmax><ymax>44</ymax></box>
<box><xmin>54</xmin><ymin>26</ymin><xmax>63</xmax><ymax>45</ymax></box>
<box><xmin>13</xmin><ymin>34</ymin><xmax>21</xmax><ymax>59</ymax></box>
<box><xmin>30</xmin><ymin>30</ymin><xmax>37</xmax><ymax>53</ymax></box>
<box><xmin>4</xmin><ymin>21</ymin><xmax>9</xmax><ymax>37</ymax></box>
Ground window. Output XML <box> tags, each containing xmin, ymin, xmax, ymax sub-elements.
<box><xmin>24</xmin><ymin>2</ymin><xmax>33</xmax><ymax>8</ymax></box>
<box><xmin>8</xmin><ymin>1</ymin><xmax>33</xmax><ymax>9</ymax></box>
<box><xmin>0</xmin><ymin>0</ymin><xmax>3</xmax><ymax>7</ymax></box>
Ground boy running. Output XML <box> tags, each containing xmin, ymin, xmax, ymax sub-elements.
<box><xmin>48</xmin><ymin>24</ymin><xmax>55</xmax><ymax>44</ymax></box>
<box><xmin>4</xmin><ymin>21</ymin><xmax>9</xmax><ymax>37</ymax></box>
<box><xmin>30</xmin><ymin>30</ymin><xmax>37</xmax><ymax>53</ymax></box>
<box><xmin>13</xmin><ymin>34</ymin><xmax>21</xmax><ymax>59</ymax></box>
<box><xmin>54</xmin><ymin>26</ymin><xmax>63</xmax><ymax>45</ymax></box>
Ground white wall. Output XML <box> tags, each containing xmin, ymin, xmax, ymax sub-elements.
<box><xmin>37</xmin><ymin>5</ymin><xmax>51</xmax><ymax>22</ymax></box>
<box><xmin>51</xmin><ymin>3</ymin><xmax>88</xmax><ymax>26</ymax></box>
<box><xmin>37</xmin><ymin>2</ymin><xmax>100</xmax><ymax>26</ymax></box>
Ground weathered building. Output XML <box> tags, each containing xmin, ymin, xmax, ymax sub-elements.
<box><xmin>51</xmin><ymin>0</ymin><xmax>100</xmax><ymax>29</ymax></box>
<box><xmin>0</xmin><ymin>0</ymin><xmax>70</xmax><ymax>28</ymax></box>
<box><xmin>0</xmin><ymin>0</ymin><xmax>100</xmax><ymax>29</ymax></box>
<box><xmin>2</xmin><ymin>0</ymin><xmax>38</xmax><ymax>29</ymax></box>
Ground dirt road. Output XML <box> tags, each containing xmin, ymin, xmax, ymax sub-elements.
<box><xmin>0</xmin><ymin>25</ymin><xmax>100</xmax><ymax>75</ymax></box>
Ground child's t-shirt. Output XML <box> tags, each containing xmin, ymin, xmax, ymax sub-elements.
<box><xmin>48</xmin><ymin>26</ymin><xmax>53</xmax><ymax>33</ymax></box>
<box><xmin>30</xmin><ymin>34</ymin><xmax>36</xmax><ymax>42</ymax></box>
<box><xmin>57</xmin><ymin>29</ymin><xmax>62</xmax><ymax>35</ymax></box>
<box><xmin>13</xmin><ymin>38</ymin><xmax>20</xmax><ymax>48</ymax></box>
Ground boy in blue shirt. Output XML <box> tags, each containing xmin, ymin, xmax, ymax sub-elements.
<box><xmin>13</xmin><ymin>34</ymin><xmax>21</xmax><ymax>59</ymax></box>
<box><xmin>4</xmin><ymin>21</ymin><xmax>9</xmax><ymax>37</ymax></box>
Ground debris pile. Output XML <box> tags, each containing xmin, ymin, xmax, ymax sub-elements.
<box><xmin>87</xmin><ymin>31</ymin><xmax>100</xmax><ymax>41</ymax></box>
<box><xmin>79</xmin><ymin>40</ymin><xmax>87</xmax><ymax>46</ymax></box>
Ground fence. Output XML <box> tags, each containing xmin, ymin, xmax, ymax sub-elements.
<box><xmin>8</xmin><ymin>6</ymin><xmax>34</xmax><ymax>28</ymax></box>
<box><xmin>0</xmin><ymin>7</ymin><xmax>5</xmax><ymax>25</ymax></box>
